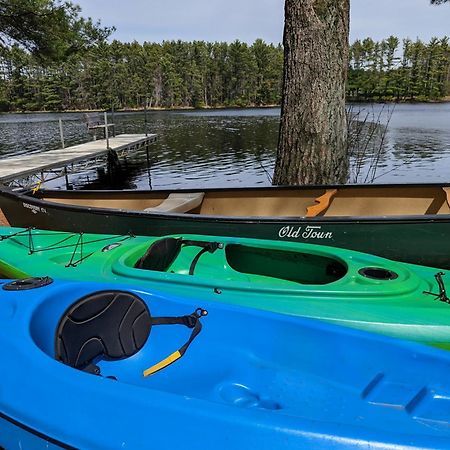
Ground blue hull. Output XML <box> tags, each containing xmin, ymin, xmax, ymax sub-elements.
<box><xmin>1</xmin><ymin>279</ymin><xmax>450</xmax><ymax>449</ymax></box>
<box><xmin>0</xmin><ymin>414</ymin><xmax>68</xmax><ymax>449</ymax></box>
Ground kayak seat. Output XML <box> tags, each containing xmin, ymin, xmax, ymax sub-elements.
<box><xmin>55</xmin><ymin>291</ymin><xmax>151</xmax><ymax>372</ymax></box>
<box><xmin>135</xmin><ymin>237</ymin><xmax>183</xmax><ymax>272</ymax></box>
<box><xmin>55</xmin><ymin>290</ymin><xmax>208</xmax><ymax>377</ymax></box>
<box><xmin>144</xmin><ymin>192</ymin><xmax>205</xmax><ymax>214</ymax></box>
<box><xmin>134</xmin><ymin>237</ymin><xmax>222</xmax><ymax>274</ymax></box>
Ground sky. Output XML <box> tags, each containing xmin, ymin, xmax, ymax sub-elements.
<box><xmin>76</xmin><ymin>0</ymin><xmax>450</xmax><ymax>44</ymax></box>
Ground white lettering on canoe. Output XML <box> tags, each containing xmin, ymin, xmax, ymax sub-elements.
<box><xmin>278</xmin><ymin>226</ymin><xmax>302</xmax><ymax>238</ymax></box>
<box><xmin>278</xmin><ymin>225</ymin><xmax>333</xmax><ymax>240</ymax></box>
<box><xmin>22</xmin><ymin>202</ymin><xmax>47</xmax><ymax>215</ymax></box>
<box><xmin>302</xmin><ymin>226</ymin><xmax>333</xmax><ymax>239</ymax></box>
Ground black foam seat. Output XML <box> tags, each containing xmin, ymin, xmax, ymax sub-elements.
<box><xmin>55</xmin><ymin>291</ymin><xmax>151</xmax><ymax>371</ymax></box>
<box><xmin>55</xmin><ymin>290</ymin><xmax>207</xmax><ymax>377</ymax></box>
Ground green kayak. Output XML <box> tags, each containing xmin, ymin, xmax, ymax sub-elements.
<box><xmin>1</xmin><ymin>227</ymin><xmax>450</xmax><ymax>347</ymax></box>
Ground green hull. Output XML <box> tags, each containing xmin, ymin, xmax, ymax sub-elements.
<box><xmin>1</xmin><ymin>227</ymin><xmax>450</xmax><ymax>346</ymax></box>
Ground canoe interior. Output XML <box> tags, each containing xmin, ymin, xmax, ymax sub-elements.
<box><xmin>322</xmin><ymin>187</ymin><xmax>450</xmax><ymax>217</ymax></box>
<box><xmin>225</xmin><ymin>244</ymin><xmax>347</xmax><ymax>284</ymax></box>
<box><xmin>40</xmin><ymin>185</ymin><xmax>450</xmax><ymax>217</ymax></box>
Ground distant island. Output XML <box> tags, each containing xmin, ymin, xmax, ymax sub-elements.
<box><xmin>0</xmin><ymin>36</ymin><xmax>449</xmax><ymax>113</ymax></box>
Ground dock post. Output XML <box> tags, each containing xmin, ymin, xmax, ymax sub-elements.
<box><xmin>64</xmin><ymin>166</ymin><xmax>70</xmax><ymax>190</ymax></box>
<box><xmin>111</xmin><ymin>105</ymin><xmax>116</xmax><ymax>137</ymax></box>
<box><xmin>145</xmin><ymin>143</ymin><xmax>152</xmax><ymax>189</ymax></box>
<box><xmin>59</xmin><ymin>119</ymin><xmax>65</xmax><ymax>149</ymax></box>
<box><xmin>104</xmin><ymin>112</ymin><xmax>110</xmax><ymax>149</ymax></box>
<box><xmin>144</xmin><ymin>98</ymin><xmax>149</xmax><ymax>137</ymax></box>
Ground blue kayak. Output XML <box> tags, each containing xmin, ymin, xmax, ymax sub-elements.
<box><xmin>1</xmin><ymin>277</ymin><xmax>450</xmax><ymax>449</ymax></box>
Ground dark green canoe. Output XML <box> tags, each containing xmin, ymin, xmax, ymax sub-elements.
<box><xmin>2</xmin><ymin>183</ymin><xmax>450</xmax><ymax>268</ymax></box>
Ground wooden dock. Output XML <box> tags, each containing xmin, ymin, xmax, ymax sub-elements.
<box><xmin>0</xmin><ymin>133</ymin><xmax>157</xmax><ymax>188</ymax></box>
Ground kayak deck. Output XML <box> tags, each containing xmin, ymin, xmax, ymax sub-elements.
<box><xmin>1</xmin><ymin>227</ymin><xmax>450</xmax><ymax>346</ymax></box>
<box><xmin>1</xmin><ymin>279</ymin><xmax>449</xmax><ymax>449</ymax></box>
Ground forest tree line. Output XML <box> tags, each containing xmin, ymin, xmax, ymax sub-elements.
<box><xmin>349</xmin><ymin>36</ymin><xmax>450</xmax><ymax>101</ymax></box>
<box><xmin>0</xmin><ymin>36</ymin><xmax>449</xmax><ymax>112</ymax></box>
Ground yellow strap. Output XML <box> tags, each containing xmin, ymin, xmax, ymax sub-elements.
<box><xmin>306</xmin><ymin>189</ymin><xmax>338</xmax><ymax>218</ymax></box>
<box><xmin>143</xmin><ymin>350</ymin><xmax>182</xmax><ymax>377</ymax></box>
<box><xmin>32</xmin><ymin>181</ymin><xmax>42</xmax><ymax>194</ymax></box>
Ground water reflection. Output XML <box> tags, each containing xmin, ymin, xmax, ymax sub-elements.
<box><xmin>90</xmin><ymin>111</ymin><xmax>279</xmax><ymax>189</ymax></box>
<box><xmin>348</xmin><ymin>103</ymin><xmax>450</xmax><ymax>183</ymax></box>
<box><xmin>0</xmin><ymin>103</ymin><xmax>449</xmax><ymax>189</ymax></box>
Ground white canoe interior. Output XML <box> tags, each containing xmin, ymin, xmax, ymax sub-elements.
<box><xmin>42</xmin><ymin>186</ymin><xmax>450</xmax><ymax>218</ymax></box>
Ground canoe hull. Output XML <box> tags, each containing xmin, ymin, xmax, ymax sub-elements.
<box><xmin>1</xmin><ymin>186</ymin><xmax>450</xmax><ymax>268</ymax></box>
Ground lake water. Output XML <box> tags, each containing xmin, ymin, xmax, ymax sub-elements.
<box><xmin>0</xmin><ymin>103</ymin><xmax>449</xmax><ymax>189</ymax></box>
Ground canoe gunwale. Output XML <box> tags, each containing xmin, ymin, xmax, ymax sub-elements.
<box><xmin>32</xmin><ymin>181</ymin><xmax>450</xmax><ymax>195</ymax></box>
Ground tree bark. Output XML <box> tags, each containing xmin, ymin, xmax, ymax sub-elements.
<box><xmin>273</xmin><ymin>0</ymin><xmax>350</xmax><ymax>185</ymax></box>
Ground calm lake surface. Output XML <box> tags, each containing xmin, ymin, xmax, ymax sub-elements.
<box><xmin>0</xmin><ymin>103</ymin><xmax>449</xmax><ymax>189</ymax></box>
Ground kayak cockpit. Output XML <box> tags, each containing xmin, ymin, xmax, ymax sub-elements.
<box><xmin>225</xmin><ymin>244</ymin><xmax>347</xmax><ymax>285</ymax></box>
<box><xmin>132</xmin><ymin>237</ymin><xmax>348</xmax><ymax>285</ymax></box>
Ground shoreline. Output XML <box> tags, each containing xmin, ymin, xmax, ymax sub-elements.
<box><xmin>0</xmin><ymin>105</ymin><xmax>282</xmax><ymax>115</ymax></box>
<box><xmin>1</xmin><ymin>99</ymin><xmax>450</xmax><ymax>115</ymax></box>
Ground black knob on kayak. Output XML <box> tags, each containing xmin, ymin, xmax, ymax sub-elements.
<box><xmin>2</xmin><ymin>276</ymin><xmax>54</xmax><ymax>291</ymax></box>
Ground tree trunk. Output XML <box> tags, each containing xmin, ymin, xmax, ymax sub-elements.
<box><xmin>273</xmin><ymin>0</ymin><xmax>350</xmax><ymax>185</ymax></box>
